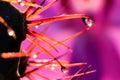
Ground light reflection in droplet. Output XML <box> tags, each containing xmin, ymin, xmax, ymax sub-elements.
<box><xmin>82</xmin><ymin>18</ymin><xmax>94</xmax><ymax>27</ymax></box>
<box><xmin>61</xmin><ymin>66</ymin><xmax>68</xmax><ymax>74</ymax></box>
<box><xmin>51</xmin><ymin>64</ymin><xmax>56</xmax><ymax>71</ymax></box>
<box><xmin>33</xmin><ymin>54</ymin><xmax>37</xmax><ymax>58</ymax></box>
<box><xmin>35</xmin><ymin>25</ymin><xmax>39</xmax><ymax>28</ymax></box>
<box><xmin>8</xmin><ymin>30</ymin><xmax>14</xmax><ymax>36</ymax></box>
<box><xmin>20</xmin><ymin>2</ymin><xmax>25</xmax><ymax>6</ymax></box>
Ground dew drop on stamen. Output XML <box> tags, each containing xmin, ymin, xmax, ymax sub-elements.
<box><xmin>32</xmin><ymin>54</ymin><xmax>37</xmax><ymax>58</ymax></box>
<box><xmin>35</xmin><ymin>25</ymin><xmax>39</xmax><ymax>28</ymax></box>
<box><xmin>82</xmin><ymin>18</ymin><xmax>94</xmax><ymax>27</ymax></box>
<box><xmin>18</xmin><ymin>0</ymin><xmax>22</xmax><ymax>2</ymax></box>
<box><xmin>61</xmin><ymin>66</ymin><xmax>68</xmax><ymax>74</ymax></box>
<box><xmin>51</xmin><ymin>64</ymin><xmax>56</xmax><ymax>71</ymax></box>
<box><xmin>7</xmin><ymin>29</ymin><xmax>16</xmax><ymax>39</ymax></box>
<box><xmin>20</xmin><ymin>2</ymin><xmax>25</xmax><ymax>6</ymax></box>
<box><xmin>8</xmin><ymin>30</ymin><xmax>14</xmax><ymax>36</ymax></box>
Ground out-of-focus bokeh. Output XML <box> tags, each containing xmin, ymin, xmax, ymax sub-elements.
<box><xmin>13</xmin><ymin>0</ymin><xmax>120</xmax><ymax>80</ymax></box>
<box><xmin>59</xmin><ymin>0</ymin><xmax>120</xmax><ymax>80</ymax></box>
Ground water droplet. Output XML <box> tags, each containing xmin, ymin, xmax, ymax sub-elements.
<box><xmin>50</xmin><ymin>64</ymin><xmax>56</xmax><ymax>71</ymax></box>
<box><xmin>82</xmin><ymin>18</ymin><xmax>94</xmax><ymax>27</ymax></box>
<box><xmin>32</xmin><ymin>54</ymin><xmax>37</xmax><ymax>58</ymax></box>
<box><xmin>18</xmin><ymin>0</ymin><xmax>22</xmax><ymax>2</ymax></box>
<box><xmin>35</xmin><ymin>25</ymin><xmax>39</xmax><ymax>28</ymax></box>
<box><xmin>7</xmin><ymin>28</ymin><xmax>16</xmax><ymax>39</ymax></box>
<box><xmin>61</xmin><ymin>66</ymin><xmax>68</xmax><ymax>74</ymax></box>
<box><xmin>20</xmin><ymin>2</ymin><xmax>25</xmax><ymax>6</ymax></box>
<box><xmin>8</xmin><ymin>30</ymin><xmax>14</xmax><ymax>36</ymax></box>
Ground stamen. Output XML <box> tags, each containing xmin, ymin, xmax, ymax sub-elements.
<box><xmin>0</xmin><ymin>16</ymin><xmax>16</xmax><ymax>39</ymax></box>
<box><xmin>27</xmin><ymin>14</ymin><xmax>95</xmax><ymax>27</ymax></box>
<box><xmin>27</xmin><ymin>0</ymin><xmax>58</xmax><ymax>20</ymax></box>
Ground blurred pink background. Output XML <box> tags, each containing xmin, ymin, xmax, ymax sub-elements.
<box><xmin>60</xmin><ymin>0</ymin><xmax>120</xmax><ymax>80</ymax></box>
